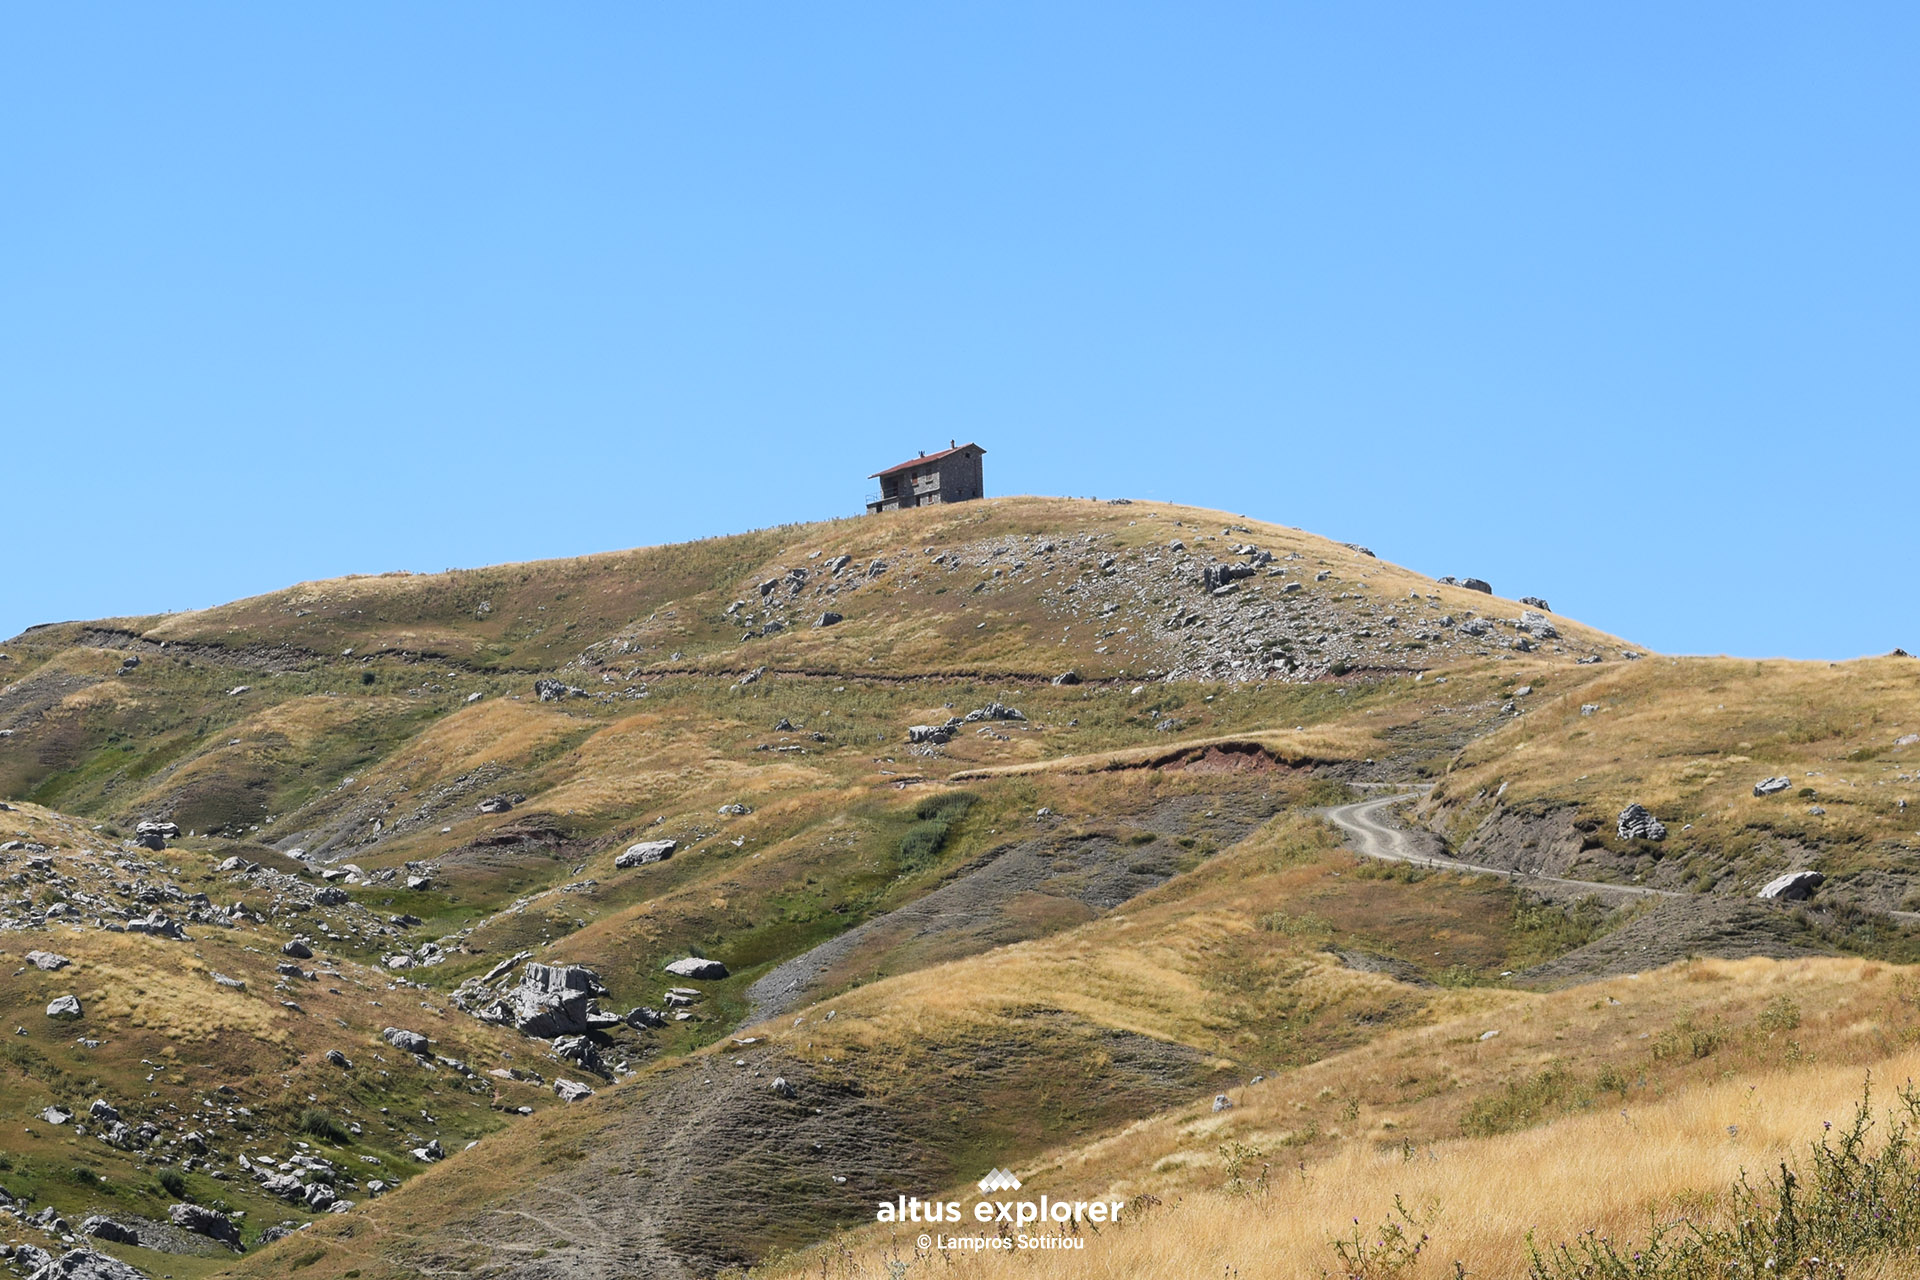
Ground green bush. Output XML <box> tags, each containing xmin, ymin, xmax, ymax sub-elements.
<box><xmin>896</xmin><ymin>792</ymin><xmax>977</xmax><ymax>872</ymax></box>
<box><xmin>1651</xmin><ymin>1015</ymin><xmax>1722</xmax><ymax>1062</ymax></box>
<box><xmin>1529</xmin><ymin>1078</ymin><xmax>1920</xmax><ymax>1278</ymax></box>
<box><xmin>1759</xmin><ymin>993</ymin><xmax>1802</xmax><ymax>1033</ymax></box>
<box><xmin>1508</xmin><ymin>894</ymin><xmax>1617</xmax><ymax>968</ymax></box>
<box><xmin>299</xmin><ymin>1108</ymin><xmax>351</xmax><ymax>1145</ymax></box>
<box><xmin>155</xmin><ymin>1168</ymin><xmax>187</xmax><ymax>1198</ymax></box>
<box><xmin>1300</xmin><ymin>779</ymin><xmax>1361</xmax><ymax>807</ymax></box>
<box><xmin>1462</xmin><ymin>1063</ymin><xmax>1584</xmax><ymax>1137</ymax></box>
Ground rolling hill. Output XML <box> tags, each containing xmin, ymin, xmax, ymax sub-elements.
<box><xmin>1</xmin><ymin>496</ymin><xmax>1915</xmax><ymax>1279</ymax></box>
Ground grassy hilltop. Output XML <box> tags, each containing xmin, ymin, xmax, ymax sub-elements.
<box><xmin>0</xmin><ymin>496</ymin><xmax>1916</xmax><ymax>1278</ymax></box>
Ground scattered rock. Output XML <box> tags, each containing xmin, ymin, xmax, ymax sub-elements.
<box><xmin>770</xmin><ymin>1076</ymin><xmax>797</xmax><ymax>1099</ymax></box>
<box><xmin>1201</xmin><ymin>562</ymin><xmax>1258</xmax><ymax>591</ymax></box>
<box><xmin>664</xmin><ymin>957</ymin><xmax>729</xmax><ymax>980</ymax></box>
<box><xmin>1212</xmin><ymin>1094</ymin><xmax>1233</xmax><ymax>1112</ymax></box>
<box><xmin>1758</xmin><ymin>871</ymin><xmax>1824</xmax><ymax>901</ymax></box>
<box><xmin>906</xmin><ymin>724</ymin><xmax>954</xmax><ymax>745</ymax></box>
<box><xmin>1616</xmin><ymin>804</ymin><xmax>1667</xmax><ymax>842</ymax></box>
<box><xmin>1051</xmin><ymin>671</ymin><xmax>1082</xmax><ymax>686</ymax></box>
<box><xmin>325</xmin><ymin>1049</ymin><xmax>352</xmax><ymax>1069</ymax></box>
<box><xmin>79</xmin><ymin>1217</ymin><xmax>137</xmax><ymax>1246</ymax></box>
<box><xmin>25</xmin><ymin>950</ymin><xmax>70</xmax><ymax>971</ymax></box>
<box><xmin>717</xmin><ymin>803</ymin><xmax>753</xmax><ymax>816</ymax></box>
<box><xmin>27</xmin><ymin>1249</ymin><xmax>149</xmax><ymax>1280</ymax></box>
<box><xmin>477</xmin><ymin>796</ymin><xmax>515</xmax><ymax>814</ymax></box>
<box><xmin>962</xmin><ymin>701</ymin><xmax>1025</xmax><ymax>723</ymax></box>
<box><xmin>126</xmin><ymin>911</ymin><xmax>187</xmax><ymax>939</ymax></box>
<box><xmin>1460</xmin><ymin>578</ymin><xmax>1492</xmax><ymax>594</ymax></box>
<box><xmin>480</xmin><ymin>951</ymin><xmax>534</xmax><ymax>983</ymax></box>
<box><xmin>134</xmin><ymin>820</ymin><xmax>179</xmax><ymax>850</ymax></box>
<box><xmin>1519</xmin><ymin>596</ymin><xmax>1551</xmax><ymax>612</ymax></box>
<box><xmin>41</xmin><ymin>1105</ymin><xmax>71</xmax><ymax>1125</ymax></box>
<box><xmin>553</xmin><ymin>1035</ymin><xmax>603</xmax><ymax>1073</ymax></box>
<box><xmin>1753</xmin><ymin>776</ymin><xmax>1792</xmax><ymax>797</ymax></box>
<box><xmin>168</xmin><ymin>1203</ymin><xmax>242</xmax><ymax>1250</ymax></box>
<box><xmin>616</xmin><ymin>840</ymin><xmax>677</xmax><ymax>868</ymax></box>
<box><xmin>45</xmin><ymin>995</ymin><xmax>82</xmax><ymax>1020</ymax></box>
<box><xmin>463</xmin><ymin>962</ymin><xmax>609</xmax><ymax>1038</ymax></box>
<box><xmin>382</xmin><ymin>1027</ymin><xmax>430</xmax><ymax>1054</ymax></box>
<box><xmin>11</xmin><ymin>1247</ymin><xmax>53</xmax><ymax>1276</ymax></box>
<box><xmin>814</xmin><ymin>611</ymin><xmax>843</xmax><ymax>628</ymax></box>
<box><xmin>1519</xmin><ymin>611</ymin><xmax>1559</xmax><ymax>640</ymax></box>
<box><xmin>554</xmin><ymin>1078</ymin><xmax>595</xmax><ymax>1102</ymax></box>
<box><xmin>535</xmin><ymin>678</ymin><xmax>586</xmax><ymax>702</ymax></box>
<box><xmin>282</xmin><ymin>939</ymin><xmax>314</xmax><ymax>959</ymax></box>
<box><xmin>627</xmin><ymin>1006</ymin><xmax>668</xmax><ymax>1029</ymax></box>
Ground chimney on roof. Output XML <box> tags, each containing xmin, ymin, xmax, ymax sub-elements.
<box><xmin>919</xmin><ymin>450</ymin><xmax>925</xmax><ymax>457</ymax></box>
<box><xmin>950</xmin><ymin>439</ymin><xmax>956</xmax><ymax>448</ymax></box>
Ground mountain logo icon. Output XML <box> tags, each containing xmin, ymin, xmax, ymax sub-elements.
<box><xmin>977</xmin><ymin>1168</ymin><xmax>1022</xmax><ymax>1194</ymax></box>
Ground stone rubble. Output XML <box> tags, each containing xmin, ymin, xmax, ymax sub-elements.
<box><xmin>1616</xmin><ymin>804</ymin><xmax>1668</xmax><ymax>842</ymax></box>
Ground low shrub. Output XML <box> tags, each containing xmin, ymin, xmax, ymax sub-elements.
<box><xmin>1529</xmin><ymin>1078</ymin><xmax>1920</xmax><ymax>1278</ymax></box>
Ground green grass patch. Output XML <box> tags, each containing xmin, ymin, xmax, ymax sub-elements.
<box><xmin>895</xmin><ymin>791</ymin><xmax>978</xmax><ymax>873</ymax></box>
<box><xmin>299</xmin><ymin>1108</ymin><xmax>352</xmax><ymax>1145</ymax></box>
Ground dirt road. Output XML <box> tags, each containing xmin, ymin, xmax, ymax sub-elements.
<box><xmin>1320</xmin><ymin>788</ymin><xmax>1679</xmax><ymax>903</ymax></box>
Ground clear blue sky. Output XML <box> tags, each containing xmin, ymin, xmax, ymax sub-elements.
<box><xmin>4</xmin><ymin>5</ymin><xmax>1914</xmax><ymax>658</ymax></box>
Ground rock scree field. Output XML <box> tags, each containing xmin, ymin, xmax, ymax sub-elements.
<box><xmin>0</xmin><ymin>496</ymin><xmax>1916</xmax><ymax>1279</ymax></box>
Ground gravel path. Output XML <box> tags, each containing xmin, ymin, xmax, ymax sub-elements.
<box><xmin>1320</xmin><ymin>787</ymin><xmax>1677</xmax><ymax>904</ymax></box>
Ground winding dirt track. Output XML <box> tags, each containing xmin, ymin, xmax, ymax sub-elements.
<box><xmin>1320</xmin><ymin>788</ymin><xmax>1679</xmax><ymax>903</ymax></box>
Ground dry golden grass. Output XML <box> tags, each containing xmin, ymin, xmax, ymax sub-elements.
<box><xmin>765</xmin><ymin>956</ymin><xmax>1920</xmax><ymax>1280</ymax></box>
<box><xmin>383</xmin><ymin>697</ymin><xmax>583</xmax><ymax>781</ymax></box>
<box><xmin>1430</xmin><ymin>654</ymin><xmax>1920</xmax><ymax>887</ymax></box>
<box><xmin>734</xmin><ymin>811</ymin><xmax>1514</xmax><ymax>1069</ymax></box>
<box><xmin>539</xmin><ymin>709</ymin><xmax>839</xmax><ymax>819</ymax></box>
<box><xmin>949</xmin><ymin>727</ymin><xmax>1376</xmax><ymax>781</ymax></box>
<box><xmin>76</xmin><ymin>936</ymin><xmax>288</xmax><ymax>1044</ymax></box>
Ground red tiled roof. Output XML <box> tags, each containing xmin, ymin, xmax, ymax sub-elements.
<box><xmin>870</xmin><ymin>442</ymin><xmax>984</xmax><ymax>479</ymax></box>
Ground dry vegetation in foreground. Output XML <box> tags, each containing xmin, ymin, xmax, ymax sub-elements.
<box><xmin>760</xmin><ymin>956</ymin><xmax>1920</xmax><ymax>1280</ymax></box>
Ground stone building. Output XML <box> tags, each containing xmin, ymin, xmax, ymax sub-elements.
<box><xmin>865</xmin><ymin>441</ymin><xmax>986</xmax><ymax>513</ymax></box>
